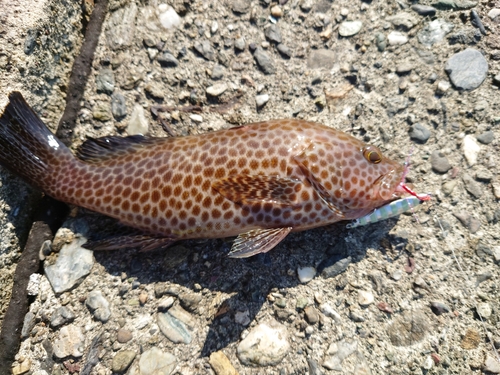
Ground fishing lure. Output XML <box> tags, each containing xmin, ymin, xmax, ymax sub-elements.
<box><xmin>346</xmin><ymin>195</ymin><xmax>430</xmax><ymax>229</ymax></box>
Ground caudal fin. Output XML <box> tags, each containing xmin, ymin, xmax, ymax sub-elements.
<box><xmin>0</xmin><ymin>92</ymin><xmax>73</xmax><ymax>192</ymax></box>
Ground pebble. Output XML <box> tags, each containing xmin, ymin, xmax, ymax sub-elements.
<box><xmin>157</xmin><ymin>52</ymin><xmax>179</xmax><ymax>68</ymax></box>
<box><xmin>409</xmin><ymin>123</ymin><xmax>431</xmax><ymax>143</ymax></box>
<box><xmin>454</xmin><ymin>211</ymin><xmax>481</xmax><ymax>233</ymax></box>
<box><xmin>462</xmin><ymin>134</ymin><xmax>481</xmax><ymax>166</ymax></box>
<box><xmin>53</xmin><ymin>324</ymin><xmax>86</xmax><ymax>359</ymax></box>
<box><xmin>178</xmin><ymin>292</ymin><xmax>202</xmax><ymax>312</ymax></box>
<box><xmin>387</xmin><ymin>310</ymin><xmax>429</xmax><ymax>346</ymax></box>
<box><xmin>158</xmin><ymin>4</ymin><xmax>181</xmax><ymax>30</ymax></box>
<box><xmin>234</xmin><ymin>310</ymin><xmax>251</xmax><ymax>326</ymax></box>
<box><xmin>92</xmin><ymin>102</ymin><xmax>112</xmax><ymax>122</ymax></box>
<box><xmin>476</xmin><ymin>168</ymin><xmax>493</xmax><ymax>182</ymax></box>
<box><xmin>211</xmin><ymin>64</ymin><xmax>225</xmax><ymax>80</ymax></box>
<box><xmin>358</xmin><ymin>290</ymin><xmax>374</xmax><ymax>306</ymax></box>
<box><xmin>127</xmin><ymin>104</ymin><xmax>149</xmax><ymax>135</ymax></box>
<box><xmin>44</xmin><ymin>237</ymin><xmax>93</xmax><ymax>294</ymax></box>
<box><xmin>387</xmin><ymin>12</ymin><xmax>419</xmax><ymax>30</ymax></box>
<box><xmin>338</xmin><ymin>21</ymin><xmax>363</xmax><ymax>37</ymax></box>
<box><xmin>234</xmin><ymin>37</ymin><xmax>246</xmax><ymax>51</ymax></box>
<box><xmin>422</xmin><ymin>355</ymin><xmax>434</xmax><ymax>370</ymax></box>
<box><xmin>237</xmin><ymin>321</ymin><xmax>290</xmax><ymax>366</ymax></box>
<box><xmin>387</xmin><ymin>31</ymin><xmax>408</xmax><ymax>45</ymax></box>
<box><xmin>375</xmin><ymin>33</ymin><xmax>387</xmax><ymax>52</ymax></box>
<box><xmin>158</xmin><ymin>296</ymin><xmax>175</xmax><ymax>311</ymax></box>
<box><xmin>27</xmin><ymin>273</ymin><xmax>42</xmax><ymax>296</ymax></box>
<box><xmin>253</xmin><ymin>47</ymin><xmax>276</xmax><ymax>74</ymax></box>
<box><xmin>112</xmin><ymin>350</ymin><xmax>136</xmax><ymax>373</ymax></box>
<box><xmin>418</xmin><ymin>19</ymin><xmax>454</xmax><ymax>46</ymax></box>
<box><xmin>206</xmin><ymin>83</ymin><xmax>228</xmax><ymax>97</ymax></box>
<box><xmin>264</xmin><ymin>24</ymin><xmax>282</xmax><ymax>43</ymax></box>
<box><xmin>430</xmin><ymin>150</ymin><xmax>452</xmax><ymax>173</ymax></box>
<box><xmin>445</xmin><ymin>48</ymin><xmax>488</xmax><ymax>91</ymax></box>
<box><xmin>323</xmin><ymin>339</ymin><xmax>358</xmax><ymax>371</ymax></box>
<box><xmin>297</xmin><ymin>266</ymin><xmax>316</xmax><ymax>283</ymax></box>
<box><xmin>436</xmin><ymin>80</ymin><xmax>451</xmax><ymax>94</ymax></box>
<box><xmin>396</xmin><ymin>62</ymin><xmax>413</xmax><ymax>74</ymax></box>
<box><xmin>319</xmin><ymin>303</ymin><xmax>342</xmax><ymax>323</ymax></box>
<box><xmin>144</xmin><ymin>83</ymin><xmax>164</xmax><ymax>99</ymax></box>
<box><xmin>96</xmin><ymin>68</ymin><xmax>115</xmax><ymax>94</ymax></box>
<box><xmin>276</xmin><ymin>43</ymin><xmax>292</xmax><ymax>58</ymax></box>
<box><xmin>50</xmin><ymin>306</ymin><xmax>76</xmax><ymax>329</ymax></box>
<box><xmin>270</xmin><ymin>5</ymin><xmax>283</xmax><ymax>18</ymax></box>
<box><xmin>209</xmin><ymin>351</ymin><xmax>238</xmax><ymax>375</ymax></box>
<box><xmin>117</xmin><ymin>328</ymin><xmax>133</xmax><ymax>343</ymax></box>
<box><xmin>307</xmin><ymin>49</ymin><xmax>337</xmax><ymax>70</ymax></box>
<box><xmin>320</xmin><ymin>256</ymin><xmax>352</xmax><ymax>279</ymax></box>
<box><xmin>430</xmin><ymin>301</ymin><xmax>451</xmax><ymax>315</ymax></box>
<box><xmin>194</xmin><ymin>40</ymin><xmax>216</xmax><ymax>61</ymax></box>
<box><xmin>232</xmin><ymin>0</ymin><xmax>250</xmax><ymax>14</ymax></box>
<box><xmin>255</xmin><ymin>94</ymin><xmax>269</xmax><ymax>108</ymax></box>
<box><xmin>190</xmin><ymin>114</ymin><xmax>203</xmax><ymax>123</ymax></box>
<box><xmin>488</xmin><ymin>9</ymin><xmax>500</xmax><ymax>19</ymax></box>
<box><xmin>411</xmin><ymin>4</ymin><xmax>437</xmax><ymax>16</ymax></box>
<box><xmin>157</xmin><ymin>305</ymin><xmax>194</xmax><ymax>344</ymax></box>
<box><xmin>461</xmin><ymin>328</ymin><xmax>481</xmax><ymax>349</ymax></box>
<box><xmin>494</xmin><ymin>73</ymin><xmax>500</xmax><ymax>86</ymax></box>
<box><xmin>21</xmin><ymin>312</ymin><xmax>36</xmax><ymax>338</ymax></box>
<box><xmin>462</xmin><ymin>173</ymin><xmax>482</xmax><ymax>198</ymax></box>
<box><xmin>138</xmin><ymin>347</ymin><xmax>177</xmax><ymax>375</ymax></box>
<box><xmin>476</xmin><ymin>130</ymin><xmax>494</xmax><ymax>144</ymax></box>
<box><xmin>86</xmin><ymin>290</ymin><xmax>111</xmax><ymax>322</ymax></box>
<box><xmin>476</xmin><ymin>303</ymin><xmax>492</xmax><ymax>319</ymax></box>
<box><xmin>111</xmin><ymin>92</ymin><xmax>127</xmax><ymax>119</ymax></box>
<box><xmin>11</xmin><ymin>359</ymin><xmax>31</xmax><ymax>375</ymax></box>
<box><xmin>304</xmin><ymin>306</ymin><xmax>319</xmax><ymax>324</ymax></box>
<box><xmin>105</xmin><ymin>3</ymin><xmax>138</xmax><ymax>50</ymax></box>
<box><xmin>484</xmin><ymin>355</ymin><xmax>500</xmax><ymax>373</ymax></box>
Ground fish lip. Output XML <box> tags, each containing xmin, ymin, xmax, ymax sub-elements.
<box><xmin>372</xmin><ymin>167</ymin><xmax>406</xmax><ymax>201</ymax></box>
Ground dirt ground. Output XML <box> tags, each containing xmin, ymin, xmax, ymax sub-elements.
<box><xmin>1</xmin><ymin>0</ymin><xmax>499</xmax><ymax>374</ymax></box>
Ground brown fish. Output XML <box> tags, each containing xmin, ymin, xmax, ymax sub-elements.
<box><xmin>0</xmin><ymin>92</ymin><xmax>415</xmax><ymax>257</ymax></box>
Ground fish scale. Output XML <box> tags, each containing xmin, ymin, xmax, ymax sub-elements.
<box><xmin>0</xmin><ymin>92</ymin><xmax>410</xmax><ymax>257</ymax></box>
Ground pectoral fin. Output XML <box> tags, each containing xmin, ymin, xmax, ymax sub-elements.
<box><xmin>213</xmin><ymin>175</ymin><xmax>303</xmax><ymax>207</ymax></box>
<box><xmin>229</xmin><ymin>227</ymin><xmax>293</xmax><ymax>258</ymax></box>
<box><xmin>84</xmin><ymin>235</ymin><xmax>177</xmax><ymax>252</ymax></box>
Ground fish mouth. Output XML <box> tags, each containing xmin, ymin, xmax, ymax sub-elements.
<box><xmin>373</xmin><ymin>165</ymin><xmax>431</xmax><ymax>202</ymax></box>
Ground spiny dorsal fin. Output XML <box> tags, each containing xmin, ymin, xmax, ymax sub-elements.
<box><xmin>229</xmin><ymin>227</ymin><xmax>292</xmax><ymax>258</ymax></box>
<box><xmin>76</xmin><ymin>135</ymin><xmax>162</xmax><ymax>164</ymax></box>
<box><xmin>212</xmin><ymin>175</ymin><xmax>304</xmax><ymax>206</ymax></box>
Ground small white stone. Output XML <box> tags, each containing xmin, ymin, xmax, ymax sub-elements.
<box><xmin>255</xmin><ymin>94</ymin><xmax>270</xmax><ymax>107</ymax></box>
<box><xmin>462</xmin><ymin>134</ymin><xmax>481</xmax><ymax>166</ymax></box>
<box><xmin>158</xmin><ymin>296</ymin><xmax>175</xmax><ymax>310</ymax></box>
<box><xmin>338</xmin><ymin>21</ymin><xmax>363</xmax><ymax>37</ymax></box>
<box><xmin>297</xmin><ymin>266</ymin><xmax>316</xmax><ymax>283</ymax></box>
<box><xmin>493</xmin><ymin>247</ymin><xmax>500</xmax><ymax>263</ymax></box>
<box><xmin>436</xmin><ymin>80</ymin><xmax>451</xmax><ymax>94</ymax></box>
<box><xmin>206</xmin><ymin>83</ymin><xmax>228</xmax><ymax>96</ymax></box>
<box><xmin>211</xmin><ymin>21</ymin><xmax>219</xmax><ymax>34</ymax></box>
<box><xmin>357</xmin><ymin>290</ymin><xmax>374</xmax><ymax>306</ymax></box>
<box><xmin>487</xmin><ymin>8</ymin><xmax>500</xmax><ymax>20</ymax></box>
<box><xmin>484</xmin><ymin>355</ymin><xmax>500</xmax><ymax>373</ymax></box>
<box><xmin>190</xmin><ymin>114</ymin><xmax>203</xmax><ymax>123</ymax></box>
<box><xmin>319</xmin><ymin>303</ymin><xmax>342</xmax><ymax>323</ymax></box>
<box><xmin>422</xmin><ymin>355</ymin><xmax>434</xmax><ymax>370</ymax></box>
<box><xmin>127</xmin><ymin>104</ymin><xmax>149</xmax><ymax>135</ymax></box>
<box><xmin>391</xmin><ymin>269</ymin><xmax>403</xmax><ymax>281</ymax></box>
<box><xmin>158</xmin><ymin>4</ymin><xmax>181</xmax><ymax>29</ymax></box>
<box><xmin>476</xmin><ymin>302</ymin><xmax>492</xmax><ymax>319</ymax></box>
<box><xmin>305</xmin><ymin>326</ymin><xmax>314</xmax><ymax>335</ymax></box>
<box><xmin>387</xmin><ymin>31</ymin><xmax>408</xmax><ymax>45</ymax></box>
<box><xmin>27</xmin><ymin>273</ymin><xmax>42</xmax><ymax>296</ymax></box>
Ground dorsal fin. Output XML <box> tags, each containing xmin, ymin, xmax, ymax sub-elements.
<box><xmin>76</xmin><ymin>135</ymin><xmax>161</xmax><ymax>164</ymax></box>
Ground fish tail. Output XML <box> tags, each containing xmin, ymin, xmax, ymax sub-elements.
<box><xmin>0</xmin><ymin>92</ymin><xmax>75</xmax><ymax>193</ymax></box>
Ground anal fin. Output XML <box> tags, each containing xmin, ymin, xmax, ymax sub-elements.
<box><xmin>83</xmin><ymin>234</ymin><xmax>177</xmax><ymax>252</ymax></box>
<box><xmin>229</xmin><ymin>227</ymin><xmax>292</xmax><ymax>258</ymax></box>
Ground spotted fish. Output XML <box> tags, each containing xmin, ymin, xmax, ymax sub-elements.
<box><xmin>0</xmin><ymin>92</ymin><xmax>420</xmax><ymax>257</ymax></box>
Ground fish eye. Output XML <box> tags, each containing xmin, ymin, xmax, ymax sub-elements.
<box><xmin>362</xmin><ymin>145</ymin><xmax>382</xmax><ymax>164</ymax></box>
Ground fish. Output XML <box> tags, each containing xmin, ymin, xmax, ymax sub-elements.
<box><xmin>0</xmin><ymin>92</ymin><xmax>422</xmax><ymax>257</ymax></box>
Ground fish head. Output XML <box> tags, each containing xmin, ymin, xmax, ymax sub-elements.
<box><xmin>341</xmin><ymin>143</ymin><xmax>407</xmax><ymax>217</ymax></box>
<box><xmin>297</xmin><ymin>135</ymin><xmax>408</xmax><ymax>220</ymax></box>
